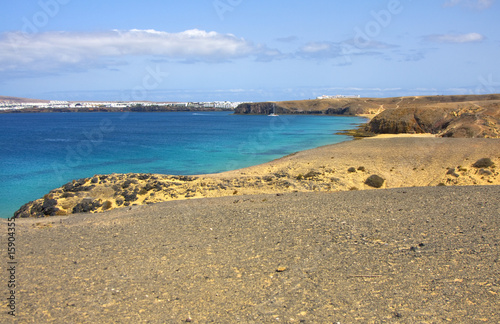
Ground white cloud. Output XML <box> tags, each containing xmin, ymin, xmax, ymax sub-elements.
<box><xmin>425</xmin><ymin>32</ymin><xmax>485</xmax><ymax>43</ymax></box>
<box><xmin>443</xmin><ymin>0</ymin><xmax>494</xmax><ymax>9</ymax></box>
<box><xmin>0</xmin><ymin>29</ymin><xmax>276</xmax><ymax>73</ymax></box>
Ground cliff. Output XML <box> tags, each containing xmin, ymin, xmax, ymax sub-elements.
<box><xmin>235</xmin><ymin>95</ymin><xmax>500</xmax><ymax>138</ymax></box>
<box><xmin>364</xmin><ymin>100</ymin><xmax>500</xmax><ymax>138</ymax></box>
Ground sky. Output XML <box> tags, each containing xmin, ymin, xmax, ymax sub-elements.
<box><xmin>0</xmin><ymin>0</ymin><xmax>499</xmax><ymax>102</ymax></box>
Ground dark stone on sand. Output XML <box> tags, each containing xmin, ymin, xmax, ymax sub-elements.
<box><xmin>365</xmin><ymin>175</ymin><xmax>385</xmax><ymax>188</ymax></box>
<box><xmin>72</xmin><ymin>199</ymin><xmax>102</xmax><ymax>214</ymax></box>
<box><xmin>478</xmin><ymin>169</ymin><xmax>493</xmax><ymax>176</ymax></box>
<box><xmin>348</xmin><ymin>167</ymin><xmax>357</xmax><ymax>173</ymax></box>
<box><xmin>473</xmin><ymin>158</ymin><xmax>494</xmax><ymax>168</ymax></box>
<box><xmin>123</xmin><ymin>191</ymin><xmax>138</xmax><ymax>202</ymax></box>
<box><xmin>447</xmin><ymin>168</ymin><xmax>460</xmax><ymax>177</ymax></box>
<box><xmin>304</xmin><ymin>170</ymin><xmax>321</xmax><ymax>179</ymax></box>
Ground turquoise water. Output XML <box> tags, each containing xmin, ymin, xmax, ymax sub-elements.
<box><xmin>0</xmin><ymin>112</ymin><xmax>366</xmax><ymax>218</ymax></box>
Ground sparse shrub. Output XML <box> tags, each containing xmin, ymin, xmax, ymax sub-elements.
<box><xmin>61</xmin><ymin>192</ymin><xmax>75</xmax><ymax>198</ymax></box>
<box><xmin>102</xmin><ymin>201</ymin><xmax>112</xmax><ymax>210</ymax></box>
<box><xmin>304</xmin><ymin>170</ymin><xmax>321</xmax><ymax>179</ymax></box>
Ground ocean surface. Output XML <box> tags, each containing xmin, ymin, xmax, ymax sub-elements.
<box><xmin>0</xmin><ymin>112</ymin><xmax>366</xmax><ymax>218</ymax></box>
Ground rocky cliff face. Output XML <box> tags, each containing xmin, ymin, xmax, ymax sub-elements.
<box><xmin>365</xmin><ymin>107</ymin><xmax>454</xmax><ymax>134</ymax></box>
<box><xmin>234</xmin><ymin>102</ymin><xmax>283</xmax><ymax>115</ymax></box>
<box><xmin>364</xmin><ymin>102</ymin><xmax>500</xmax><ymax>138</ymax></box>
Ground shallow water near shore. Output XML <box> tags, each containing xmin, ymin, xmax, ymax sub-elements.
<box><xmin>0</xmin><ymin>111</ymin><xmax>366</xmax><ymax>218</ymax></box>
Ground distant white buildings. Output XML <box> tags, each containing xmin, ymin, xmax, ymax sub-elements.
<box><xmin>317</xmin><ymin>95</ymin><xmax>361</xmax><ymax>99</ymax></box>
<box><xmin>0</xmin><ymin>100</ymin><xmax>246</xmax><ymax>111</ymax></box>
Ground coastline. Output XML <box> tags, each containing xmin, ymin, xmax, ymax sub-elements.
<box><xmin>9</xmin><ymin>92</ymin><xmax>500</xmax><ymax>217</ymax></box>
<box><xmin>13</xmin><ymin>135</ymin><xmax>500</xmax><ymax>218</ymax></box>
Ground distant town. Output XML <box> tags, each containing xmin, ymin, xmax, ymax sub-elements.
<box><xmin>0</xmin><ymin>95</ymin><xmax>363</xmax><ymax>112</ymax></box>
<box><xmin>0</xmin><ymin>100</ymin><xmax>247</xmax><ymax>111</ymax></box>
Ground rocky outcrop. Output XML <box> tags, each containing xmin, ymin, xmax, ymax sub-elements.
<box><xmin>234</xmin><ymin>102</ymin><xmax>287</xmax><ymax>115</ymax></box>
<box><xmin>364</xmin><ymin>102</ymin><xmax>500</xmax><ymax>138</ymax></box>
<box><xmin>365</xmin><ymin>107</ymin><xmax>455</xmax><ymax>134</ymax></box>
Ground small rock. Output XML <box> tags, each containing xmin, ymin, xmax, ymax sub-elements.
<box><xmin>347</xmin><ymin>167</ymin><xmax>357</xmax><ymax>173</ymax></box>
<box><xmin>365</xmin><ymin>175</ymin><xmax>385</xmax><ymax>188</ymax></box>
<box><xmin>276</xmin><ymin>267</ymin><xmax>287</xmax><ymax>272</ymax></box>
<box><xmin>478</xmin><ymin>169</ymin><xmax>493</xmax><ymax>176</ymax></box>
<box><xmin>473</xmin><ymin>158</ymin><xmax>494</xmax><ymax>168</ymax></box>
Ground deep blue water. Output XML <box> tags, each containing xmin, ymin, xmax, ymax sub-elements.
<box><xmin>0</xmin><ymin>112</ymin><xmax>366</xmax><ymax>218</ymax></box>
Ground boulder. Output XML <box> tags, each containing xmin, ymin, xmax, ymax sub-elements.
<box><xmin>473</xmin><ymin>158</ymin><xmax>494</xmax><ymax>168</ymax></box>
<box><xmin>365</xmin><ymin>175</ymin><xmax>385</xmax><ymax>188</ymax></box>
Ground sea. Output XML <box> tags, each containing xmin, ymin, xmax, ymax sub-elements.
<box><xmin>0</xmin><ymin>111</ymin><xmax>366</xmax><ymax>218</ymax></box>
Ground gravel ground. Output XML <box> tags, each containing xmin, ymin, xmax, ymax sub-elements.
<box><xmin>1</xmin><ymin>185</ymin><xmax>499</xmax><ymax>323</ymax></box>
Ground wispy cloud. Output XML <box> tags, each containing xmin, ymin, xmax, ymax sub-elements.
<box><xmin>296</xmin><ymin>40</ymin><xmax>396</xmax><ymax>60</ymax></box>
<box><xmin>0</xmin><ymin>29</ymin><xmax>280</xmax><ymax>74</ymax></box>
<box><xmin>425</xmin><ymin>32</ymin><xmax>485</xmax><ymax>43</ymax></box>
<box><xmin>443</xmin><ymin>0</ymin><xmax>494</xmax><ymax>9</ymax></box>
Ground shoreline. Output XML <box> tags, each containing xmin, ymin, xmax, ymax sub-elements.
<box><xmin>13</xmin><ymin>135</ymin><xmax>500</xmax><ymax>218</ymax></box>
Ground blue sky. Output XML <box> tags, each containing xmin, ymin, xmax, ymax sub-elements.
<box><xmin>0</xmin><ymin>0</ymin><xmax>499</xmax><ymax>102</ymax></box>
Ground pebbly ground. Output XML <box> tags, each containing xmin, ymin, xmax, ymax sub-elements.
<box><xmin>1</xmin><ymin>185</ymin><xmax>499</xmax><ymax>323</ymax></box>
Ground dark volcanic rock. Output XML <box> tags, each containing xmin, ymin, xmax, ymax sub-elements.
<box><xmin>14</xmin><ymin>198</ymin><xmax>59</xmax><ymax>218</ymax></box>
<box><xmin>473</xmin><ymin>158</ymin><xmax>494</xmax><ymax>168</ymax></box>
<box><xmin>72</xmin><ymin>199</ymin><xmax>102</xmax><ymax>214</ymax></box>
<box><xmin>234</xmin><ymin>102</ymin><xmax>286</xmax><ymax>115</ymax></box>
<box><xmin>365</xmin><ymin>175</ymin><xmax>385</xmax><ymax>188</ymax></box>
